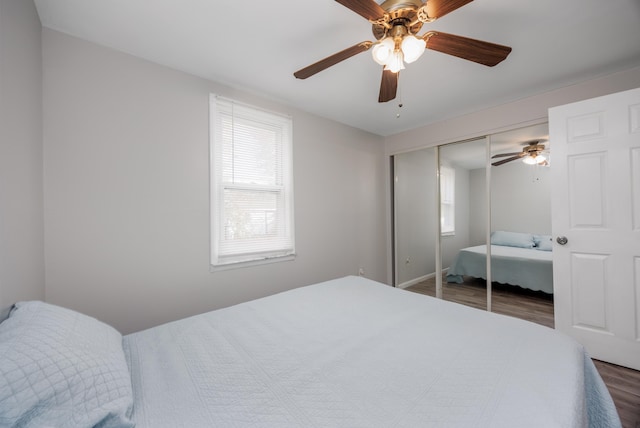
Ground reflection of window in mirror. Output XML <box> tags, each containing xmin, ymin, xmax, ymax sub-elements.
<box><xmin>440</xmin><ymin>165</ymin><xmax>455</xmax><ymax>236</ymax></box>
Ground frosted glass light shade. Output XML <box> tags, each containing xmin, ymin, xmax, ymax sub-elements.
<box><xmin>522</xmin><ymin>154</ymin><xmax>546</xmax><ymax>165</ymax></box>
<box><xmin>401</xmin><ymin>35</ymin><xmax>426</xmax><ymax>63</ymax></box>
<box><xmin>384</xmin><ymin>50</ymin><xmax>405</xmax><ymax>73</ymax></box>
<box><xmin>372</xmin><ymin>37</ymin><xmax>395</xmax><ymax>65</ymax></box>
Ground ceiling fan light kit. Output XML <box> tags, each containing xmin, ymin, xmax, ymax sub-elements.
<box><xmin>492</xmin><ymin>141</ymin><xmax>549</xmax><ymax>167</ymax></box>
<box><xmin>294</xmin><ymin>0</ymin><xmax>512</xmax><ymax>103</ymax></box>
<box><xmin>522</xmin><ymin>154</ymin><xmax>546</xmax><ymax>165</ymax></box>
<box><xmin>371</xmin><ymin>21</ymin><xmax>426</xmax><ymax>70</ymax></box>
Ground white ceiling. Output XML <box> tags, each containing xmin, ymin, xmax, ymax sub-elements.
<box><xmin>34</xmin><ymin>0</ymin><xmax>640</xmax><ymax>137</ymax></box>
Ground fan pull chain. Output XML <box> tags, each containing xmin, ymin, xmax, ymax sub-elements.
<box><xmin>396</xmin><ymin>78</ymin><xmax>403</xmax><ymax>118</ymax></box>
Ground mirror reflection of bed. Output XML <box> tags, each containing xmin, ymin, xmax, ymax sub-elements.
<box><xmin>395</xmin><ymin>123</ymin><xmax>553</xmax><ymax>325</ymax></box>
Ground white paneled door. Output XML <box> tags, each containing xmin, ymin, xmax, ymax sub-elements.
<box><xmin>549</xmin><ymin>87</ymin><xmax>640</xmax><ymax>370</ymax></box>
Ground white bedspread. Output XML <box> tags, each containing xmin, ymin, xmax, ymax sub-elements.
<box><xmin>447</xmin><ymin>244</ymin><xmax>554</xmax><ymax>294</ymax></box>
<box><xmin>123</xmin><ymin>276</ymin><xmax>620</xmax><ymax>427</ymax></box>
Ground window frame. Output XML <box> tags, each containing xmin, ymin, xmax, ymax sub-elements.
<box><xmin>209</xmin><ymin>94</ymin><xmax>295</xmax><ymax>270</ymax></box>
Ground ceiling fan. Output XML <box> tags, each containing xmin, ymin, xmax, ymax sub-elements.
<box><xmin>492</xmin><ymin>141</ymin><xmax>548</xmax><ymax>166</ymax></box>
<box><xmin>293</xmin><ymin>0</ymin><xmax>512</xmax><ymax>103</ymax></box>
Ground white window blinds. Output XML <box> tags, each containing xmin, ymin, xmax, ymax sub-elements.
<box><xmin>210</xmin><ymin>95</ymin><xmax>295</xmax><ymax>268</ymax></box>
<box><xmin>440</xmin><ymin>165</ymin><xmax>455</xmax><ymax>235</ymax></box>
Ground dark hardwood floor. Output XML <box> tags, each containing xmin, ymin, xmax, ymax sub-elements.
<box><xmin>405</xmin><ymin>276</ymin><xmax>640</xmax><ymax>428</ymax></box>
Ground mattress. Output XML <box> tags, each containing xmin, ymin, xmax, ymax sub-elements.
<box><xmin>123</xmin><ymin>276</ymin><xmax>618</xmax><ymax>427</ymax></box>
<box><xmin>446</xmin><ymin>244</ymin><xmax>554</xmax><ymax>294</ymax></box>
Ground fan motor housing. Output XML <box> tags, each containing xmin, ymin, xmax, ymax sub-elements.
<box><xmin>373</xmin><ymin>0</ymin><xmax>424</xmax><ymax>39</ymax></box>
<box><xmin>524</xmin><ymin>144</ymin><xmax>545</xmax><ymax>154</ymax></box>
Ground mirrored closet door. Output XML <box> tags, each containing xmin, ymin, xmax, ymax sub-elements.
<box><xmin>437</xmin><ymin>138</ymin><xmax>488</xmax><ymax>310</ymax></box>
<box><xmin>393</xmin><ymin>123</ymin><xmax>552</xmax><ymax>317</ymax></box>
<box><xmin>488</xmin><ymin>124</ymin><xmax>553</xmax><ymax>322</ymax></box>
<box><xmin>392</xmin><ymin>138</ymin><xmax>488</xmax><ymax>310</ymax></box>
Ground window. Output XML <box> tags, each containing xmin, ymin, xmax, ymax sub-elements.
<box><xmin>210</xmin><ymin>95</ymin><xmax>295</xmax><ymax>268</ymax></box>
<box><xmin>440</xmin><ymin>165</ymin><xmax>455</xmax><ymax>235</ymax></box>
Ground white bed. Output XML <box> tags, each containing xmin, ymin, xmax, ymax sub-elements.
<box><xmin>0</xmin><ymin>276</ymin><xmax>620</xmax><ymax>427</ymax></box>
<box><xmin>446</xmin><ymin>231</ymin><xmax>554</xmax><ymax>294</ymax></box>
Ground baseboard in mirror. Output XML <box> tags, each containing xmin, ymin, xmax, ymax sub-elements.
<box><xmin>397</xmin><ymin>268</ymin><xmax>449</xmax><ymax>289</ymax></box>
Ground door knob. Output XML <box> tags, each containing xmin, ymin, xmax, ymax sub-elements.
<box><xmin>556</xmin><ymin>236</ymin><xmax>568</xmax><ymax>245</ymax></box>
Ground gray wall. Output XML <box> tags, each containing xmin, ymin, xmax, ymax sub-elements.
<box><xmin>467</xmin><ymin>163</ymin><xmax>551</xmax><ymax>247</ymax></box>
<box><xmin>491</xmin><ymin>161</ymin><xmax>551</xmax><ymax>235</ymax></box>
<box><xmin>0</xmin><ymin>0</ymin><xmax>45</xmax><ymax>317</ymax></box>
<box><xmin>42</xmin><ymin>29</ymin><xmax>387</xmax><ymax>334</ymax></box>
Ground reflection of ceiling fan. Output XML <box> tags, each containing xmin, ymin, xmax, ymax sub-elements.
<box><xmin>293</xmin><ymin>0</ymin><xmax>512</xmax><ymax>102</ymax></box>
<box><xmin>492</xmin><ymin>141</ymin><xmax>548</xmax><ymax>166</ymax></box>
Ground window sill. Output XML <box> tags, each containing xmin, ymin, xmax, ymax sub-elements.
<box><xmin>210</xmin><ymin>253</ymin><xmax>296</xmax><ymax>272</ymax></box>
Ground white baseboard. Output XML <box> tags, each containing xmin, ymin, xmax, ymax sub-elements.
<box><xmin>397</xmin><ymin>268</ymin><xmax>449</xmax><ymax>289</ymax></box>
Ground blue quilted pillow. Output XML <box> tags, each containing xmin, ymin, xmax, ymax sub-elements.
<box><xmin>0</xmin><ymin>301</ymin><xmax>134</xmax><ymax>427</ymax></box>
<box><xmin>490</xmin><ymin>230</ymin><xmax>536</xmax><ymax>249</ymax></box>
<box><xmin>534</xmin><ymin>234</ymin><xmax>553</xmax><ymax>251</ymax></box>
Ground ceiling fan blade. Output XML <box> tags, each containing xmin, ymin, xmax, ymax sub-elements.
<box><xmin>334</xmin><ymin>0</ymin><xmax>386</xmax><ymax>21</ymax></box>
<box><xmin>425</xmin><ymin>0</ymin><xmax>474</xmax><ymax>20</ymax></box>
<box><xmin>491</xmin><ymin>152</ymin><xmax>522</xmax><ymax>158</ymax></box>
<box><xmin>294</xmin><ymin>42</ymin><xmax>372</xmax><ymax>79</ymax></box>
<box><xmin>492</xmin><ymin>155</ymin><xmax>522</xmax><ymax>166</ymax></box>
<box><xmin>424</xmin><ymin>31</ymin><xmax>512</xmax><ymax>66</ymax></box>
<box><xmin>378</xmin><ymin>69</ymin><xmax>398</xmax><ymax>103</ymax></box>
